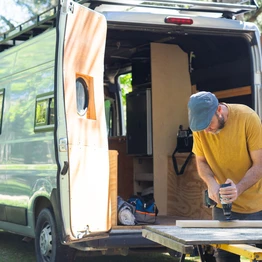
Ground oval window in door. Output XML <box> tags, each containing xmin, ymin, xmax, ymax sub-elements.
<box><xmin>76</xmin><ymin>78</ymin><xmax>89</xmax><ymax>116</ymax></box>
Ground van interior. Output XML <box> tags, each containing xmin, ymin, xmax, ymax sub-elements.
<box><xmin>103</xmin><ymin>21</ymin><xmax>254</xmax><ymax>226</ymax></box>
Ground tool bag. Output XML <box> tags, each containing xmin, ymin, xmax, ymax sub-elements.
<box><xmin>172</xmin><ymin>125</ymin><xmax>193</xmax><ymax>175</ymax></box>
<box><xmin>127</xmin><ymin>195</ymin><xmax>158</xmax><ymax>224</ymax></box>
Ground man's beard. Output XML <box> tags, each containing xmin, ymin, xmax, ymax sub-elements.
<box><xmin>212</xmin><ymin>113</ymin><xmax>225</xmax><ymax>134</ymax></box>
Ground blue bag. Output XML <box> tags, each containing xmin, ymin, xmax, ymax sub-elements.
<box><xmin>128</xmin><ymin>195</ymin><xmax>158</xmax><ymax>224</ymax></box>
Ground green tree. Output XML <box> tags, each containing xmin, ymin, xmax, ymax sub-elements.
<box><xmin>119</xmin><ymin>73</ymin><xmax>132</xmax><ymax>106</ymax></box>
<box><xmin>0</xmin><ymin>0</ymin><xmax>58</xmax><ymax>33</ymax></box>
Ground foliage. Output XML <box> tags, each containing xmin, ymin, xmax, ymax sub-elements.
<box><xmin>119</xmin><ymin>73</ymin><xmax>132</xmax><ymax>106</ymax></box>
<box><xmin>0</xmin><ymin>0</ymin><xmax>58</xmax><ymax>33</ymax></box>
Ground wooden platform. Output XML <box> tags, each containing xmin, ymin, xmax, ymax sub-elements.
<box><xmin>143</xmin><ymin>225</ymin><xmax>262</xmax><ymax>245</ymax></box>
<box><xmin>176</xmin><ymin>220</ymin><xmax>262</xmax><ymax>228</ymax></box>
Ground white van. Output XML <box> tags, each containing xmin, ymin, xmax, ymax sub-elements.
<box><xmin>0</xmin><ymin>0</ymin><xmax>261</xmax><ymax>261</ymax></box>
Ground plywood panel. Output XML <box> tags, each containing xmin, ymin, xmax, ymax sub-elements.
<box><xmin>108</xmin><ymin>137</ymin><xmax>134</xmax><ymax>200</ymax></box>
<box><xmin>151</xmin><ymin>43</ymin><xmax>192</xmax><ymax>215</ymax></box>
<box><xmin>176</xmin><ymin>220</ymin><xmax>262</xmax><ymax>228</ymax></box>
<box><xmin>109</xmin><ymin>150</ymin><xmax>118</xmax><ymax>227</ymax></box>
<box><xmin>143</xmin><ymin>225</ymin><xmax>262</xmax><ymax>245</ymax></box>
<box><xmin>167</xmin><ymin>155</ymin><xmax>212</xmax><ymax>219</ymax></box>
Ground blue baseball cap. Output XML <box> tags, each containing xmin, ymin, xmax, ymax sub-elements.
<box><xmin>188</xmin><ymin>91</ymin><xmax>219</xmax><ymax>132</ymax></box>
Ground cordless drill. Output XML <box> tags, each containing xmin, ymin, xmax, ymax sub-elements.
<box><xmin>220</xmin><ymin>183</ymin><xmax>232</xmax><ymax>220</ymax></box>
<box><xmin>204</xmin><ymin>183</ymin><xmax>232</xmax><ymax>220</ymax></box>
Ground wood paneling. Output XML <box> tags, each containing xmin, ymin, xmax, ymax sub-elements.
<box><xmin>192</xmin><ymin>85</ymin><xmax>251</xmax><ymax>99</ymax></box>
<box><xmin>214</xmin><ymin>86</ymin><xmax>251</xmax><ymax>99</ymax></box>
<box><xmin>167</xmin><ymin>155</ymin><xmax>212</xmax><ymax>219</ymax></box>
<box><xmin>176</xmin><ymin>220</ymin><xmax>262</xmax><ymax>228</ymax></box>
<box><xmin>151</xmin><ymin>43</ymin><xmax>192</xmax><ymax>215</ymax></box>
<box><xmin>109</xmin><ymin>150</ymin><xmax>118</xmax><ymax>227</ymax></box>
<box><xmin>108</xmin><ymin>137</ymin><xmax>134</xmax><ymax>200</ymax></box>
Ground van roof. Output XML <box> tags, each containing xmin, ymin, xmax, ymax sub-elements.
<box><xmin>0</xmin><ymin>0</ymin><xmax>258</xmax><ymax>52</ymax></box>
<box><xmin>80</xmin><ymin>0</ymin><xmax>257</xmax><ymax>17</ymax></box>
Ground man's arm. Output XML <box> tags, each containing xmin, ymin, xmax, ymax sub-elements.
<box><xmin>236</xmin><ymin>149</ymin><xmax>262</xmax><ymax>197</ymax></box>
<box><xmin>195</xmin><ymin>155</ymin><xmax>221</xmax><ymax>203</ymax></box>
<box><xmin>219</xmin><ymin>149</ymin><xmax>262</xmax><ymax>203</ymax></box>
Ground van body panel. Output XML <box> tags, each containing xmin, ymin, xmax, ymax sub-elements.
<box><xmin>0</xmin><ymin>29</ymin><xmax>57</xmax><ymax>236</ymax></box>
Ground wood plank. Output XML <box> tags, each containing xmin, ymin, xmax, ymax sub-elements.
<box><xmin>191</xmin><ymin>85</ymin><xmax>251</xmax><ymax>99</ymax></box>
<box><xmin>167</xmin><ymin>156</ymin><xmax>212</xmax><ymax>219</ymax></box>
<box><xmin>176</xmin><ymin>220</ymin><xmax>262</xmax><ymax>228</ymax></box>
<box><xmin>108</xmin><ymin>137</ymin><xmax>134</xmax><ymax>200</ymax></box>
<box><xmin>144</xmin><ymin>225</ymin><xmax>262</xmax><ymax>245</ymax></box>
<box><xmin>142</xmin><ymin>229</ymin><xmax>194</xmax><ymax>254</ymax></box>
<box><xmin>151</xmin><ymin>43</ymin><xmax>192</xmax><ymax>215</ymax></box>
<box><xmin>109</xmin><ymin>150</ymin><xmax>118</xmax><ymax>227</ymax></box>
<box><xmin>213</xmin><ymin>86</ymin><xmax>251</xmax><ymax>99</ymax></box>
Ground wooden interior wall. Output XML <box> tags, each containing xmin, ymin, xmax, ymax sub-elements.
<box><xmin>108</xmin><ymin>137</ymin><xmax>134</xmax><ymax>200</ymax></box>
<box><xmin>151</xmin><ymin>43</ymin><xmax>192</xmax><ymax>215</ymax></box>
<box><xmin>167</xmin><ymin>155</ymin><xmax>212</xmax><ymax>219</ymax></box>
<box><xmin>108</xmin><ymin>150</ymin><xmax>118</xmax><ymax>227</ymax></box>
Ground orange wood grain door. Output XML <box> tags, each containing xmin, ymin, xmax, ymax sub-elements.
<box><xmin>57</xmin><ymin>2</ymin><xmax>110</xmax><ymax>239</ymax></box>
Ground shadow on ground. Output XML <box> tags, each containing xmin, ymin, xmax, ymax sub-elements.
<box><xmin>0</xmin><ymin>231</ymin><xmax>198</xmax><ymax>262</ymax></box>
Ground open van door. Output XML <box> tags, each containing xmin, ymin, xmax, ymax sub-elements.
<box><xmin>55</xmin><ymin>0</ymin><xmax>110</xmax><ymax>241</ymax></box>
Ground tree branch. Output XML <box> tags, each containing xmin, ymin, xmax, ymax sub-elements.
<box><xmin>246</xmin><ymin>6</ymin><xmax>262</xmax><ymax>22</ymax></box>
<box><xmin>0</xmin><ymin>15</ymin><xmax>15</xmax><ymax>32</ymax></box>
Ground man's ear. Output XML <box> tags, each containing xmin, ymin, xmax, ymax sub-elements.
<box><xmin>217</xmin><ymin>104</ymin><xmax>222</xmax><ymax>113</ymax></box>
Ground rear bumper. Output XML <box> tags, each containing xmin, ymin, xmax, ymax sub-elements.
<box><xmin>72</xmin><ymin>228</ymin><xmax>162</xmax><ymax>251</ymax></box>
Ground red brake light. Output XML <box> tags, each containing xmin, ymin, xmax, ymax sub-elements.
<box><xmin>165</xmin><ymin>17</ymin><xmax>193</xmax><ymax>25</ymax></box>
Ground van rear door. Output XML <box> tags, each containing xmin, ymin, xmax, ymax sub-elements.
<box><xmin>56</xmin><ymin>0</ymin><xmax>110</xmax><ymax>241</ymax></box>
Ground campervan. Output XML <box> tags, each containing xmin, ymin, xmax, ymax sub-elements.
<box><xmin>0</xmin><ymin>0</ymin><xmax>261</xmax><ymax>261</ymax></box>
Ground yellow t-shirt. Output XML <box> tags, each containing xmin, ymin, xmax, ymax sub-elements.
<box><xmin>193</xmin><ymin>103</ymin><xmax>262</xmax><ymax>213</ymax></box>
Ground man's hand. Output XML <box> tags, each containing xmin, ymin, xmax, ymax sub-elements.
<box><xmin>219</xmin><ymin>178</ymin><xmax>238</xmax><ymax>203</ymax></box>
<box><xmin>207</xmin><ymin>182</ymin><xmax>221</xmax><ymax>204</ymax></box>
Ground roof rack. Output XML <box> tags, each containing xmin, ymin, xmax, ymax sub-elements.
<box><xmin>0</xmin><ymin>0</ymin><xmax>258</xmax><ymax>52</ymax></box>
<box><xmin>0</xmin><ymin>6</ymin><xmax>57</xmax><ymax>52</ymax></box>
<box><xmin>82</xmin><ymin>0</ymin><xmax>257</xmax><ymax>16</ymax></box>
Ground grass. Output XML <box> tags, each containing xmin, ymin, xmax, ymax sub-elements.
<box><xmin>0</xmin><ymin>230</ymin><xmax>253</xmax><ymax>262</ymax></box>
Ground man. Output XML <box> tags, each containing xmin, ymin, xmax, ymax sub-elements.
<box><xmin>187</xmin><ymin>91</ymin><xmax>262</xmax><ymax>262</ymax></box>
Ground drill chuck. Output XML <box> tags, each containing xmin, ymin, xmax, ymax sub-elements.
<box><xmin>220</xmin><ymin>183</ymin><xmax>232</xmax><ymax>220</ymax></box>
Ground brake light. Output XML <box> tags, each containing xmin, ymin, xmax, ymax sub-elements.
<box><xmin>165</xmin><ymin>17</ymin><xmax>193</xmax><ymax>25</ymax></box>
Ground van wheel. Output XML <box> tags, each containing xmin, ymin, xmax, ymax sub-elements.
<box><xmin>35</xmin><ymin>208</ymin><xmax>75</xmax><ymax>262</ymax></box>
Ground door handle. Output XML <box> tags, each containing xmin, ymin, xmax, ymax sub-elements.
<box><xmin>61</xmin><ymin>161</ymin><xmax>69</xmax><ymax>175</ymax></box>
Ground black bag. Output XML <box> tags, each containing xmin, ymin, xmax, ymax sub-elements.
<box><xmin>172</xmin><ymin>125</ymin><xmax>193</xmax><ymax>175</ymax></box>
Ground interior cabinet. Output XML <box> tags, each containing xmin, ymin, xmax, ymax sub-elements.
<box><xmin>133</xmin><ymin>156</ymin><xmax>153</xmax><ymax>195</ymax></box>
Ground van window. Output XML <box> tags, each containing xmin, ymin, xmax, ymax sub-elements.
<box><xmin>119</xmin><ymin>72</ymin><xmax>132</xmax><ymax>135</ymax></box>
<box><xmin>104</xmin><ymin>99</ymin><xmax>113</xmax><ymax>136</ymax></box>
<box><xmin>76</xmin><ymin>77</ymin><xmax>89</xmax><ymax>116</ymax></box>
<box><xmin>0</xmin><ymin>89</ymin><xmax>4</xmax><ymax>134</ymax></box>
<box><xmin>34</xmin><ymin>92</ymin><xmax>54</xmax><ymax>132</ymax></box>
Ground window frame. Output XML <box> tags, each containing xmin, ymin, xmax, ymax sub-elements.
<box><xmin>34</xmin><ymin>92</ymin><xmax>55</xmax><ymax>132</ymax></box>
<box><xmin>0</xmin><ymin>89</ymin><xmax>5</xmax><ymax>135</ymax></box>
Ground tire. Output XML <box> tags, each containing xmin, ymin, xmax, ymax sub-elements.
<box><xmin>35</xmin><ymin>208</ymin><xmax>75</xmax><ymax>262</ymax></box>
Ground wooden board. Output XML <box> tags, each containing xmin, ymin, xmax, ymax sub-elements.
<box><xmin>109</xmin><ymin>150</ymin><xmax>118</xmax><ymax>227</ymax></box>
<box><xmin>151</xmin><ymin>43</ymin><xmax>192</xmax><ymax>215</ymax></box>
<box><xmin>176</xmin><ymin>220</ymin><xmax>262</xmax><ymax>228</ymax></box>
<box><xmin>143</xmin><ymin>225</ymin><xmax>262</xmax><ymax>245</ymax></box>
<box><xmin>108</xmin><ymin>137</ymin><xmax>134</xmax><ymax>200</ymax></box>
<box><xmin>167</xmin><ymin>155</ymin><xmax>212</xmax><ymax>219</ymax></box>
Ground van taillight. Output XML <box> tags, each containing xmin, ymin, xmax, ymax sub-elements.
<box><xmin>165</xmin><ymin>17</ymin><xmax>193</xmax><ymax>25</ymax></box>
